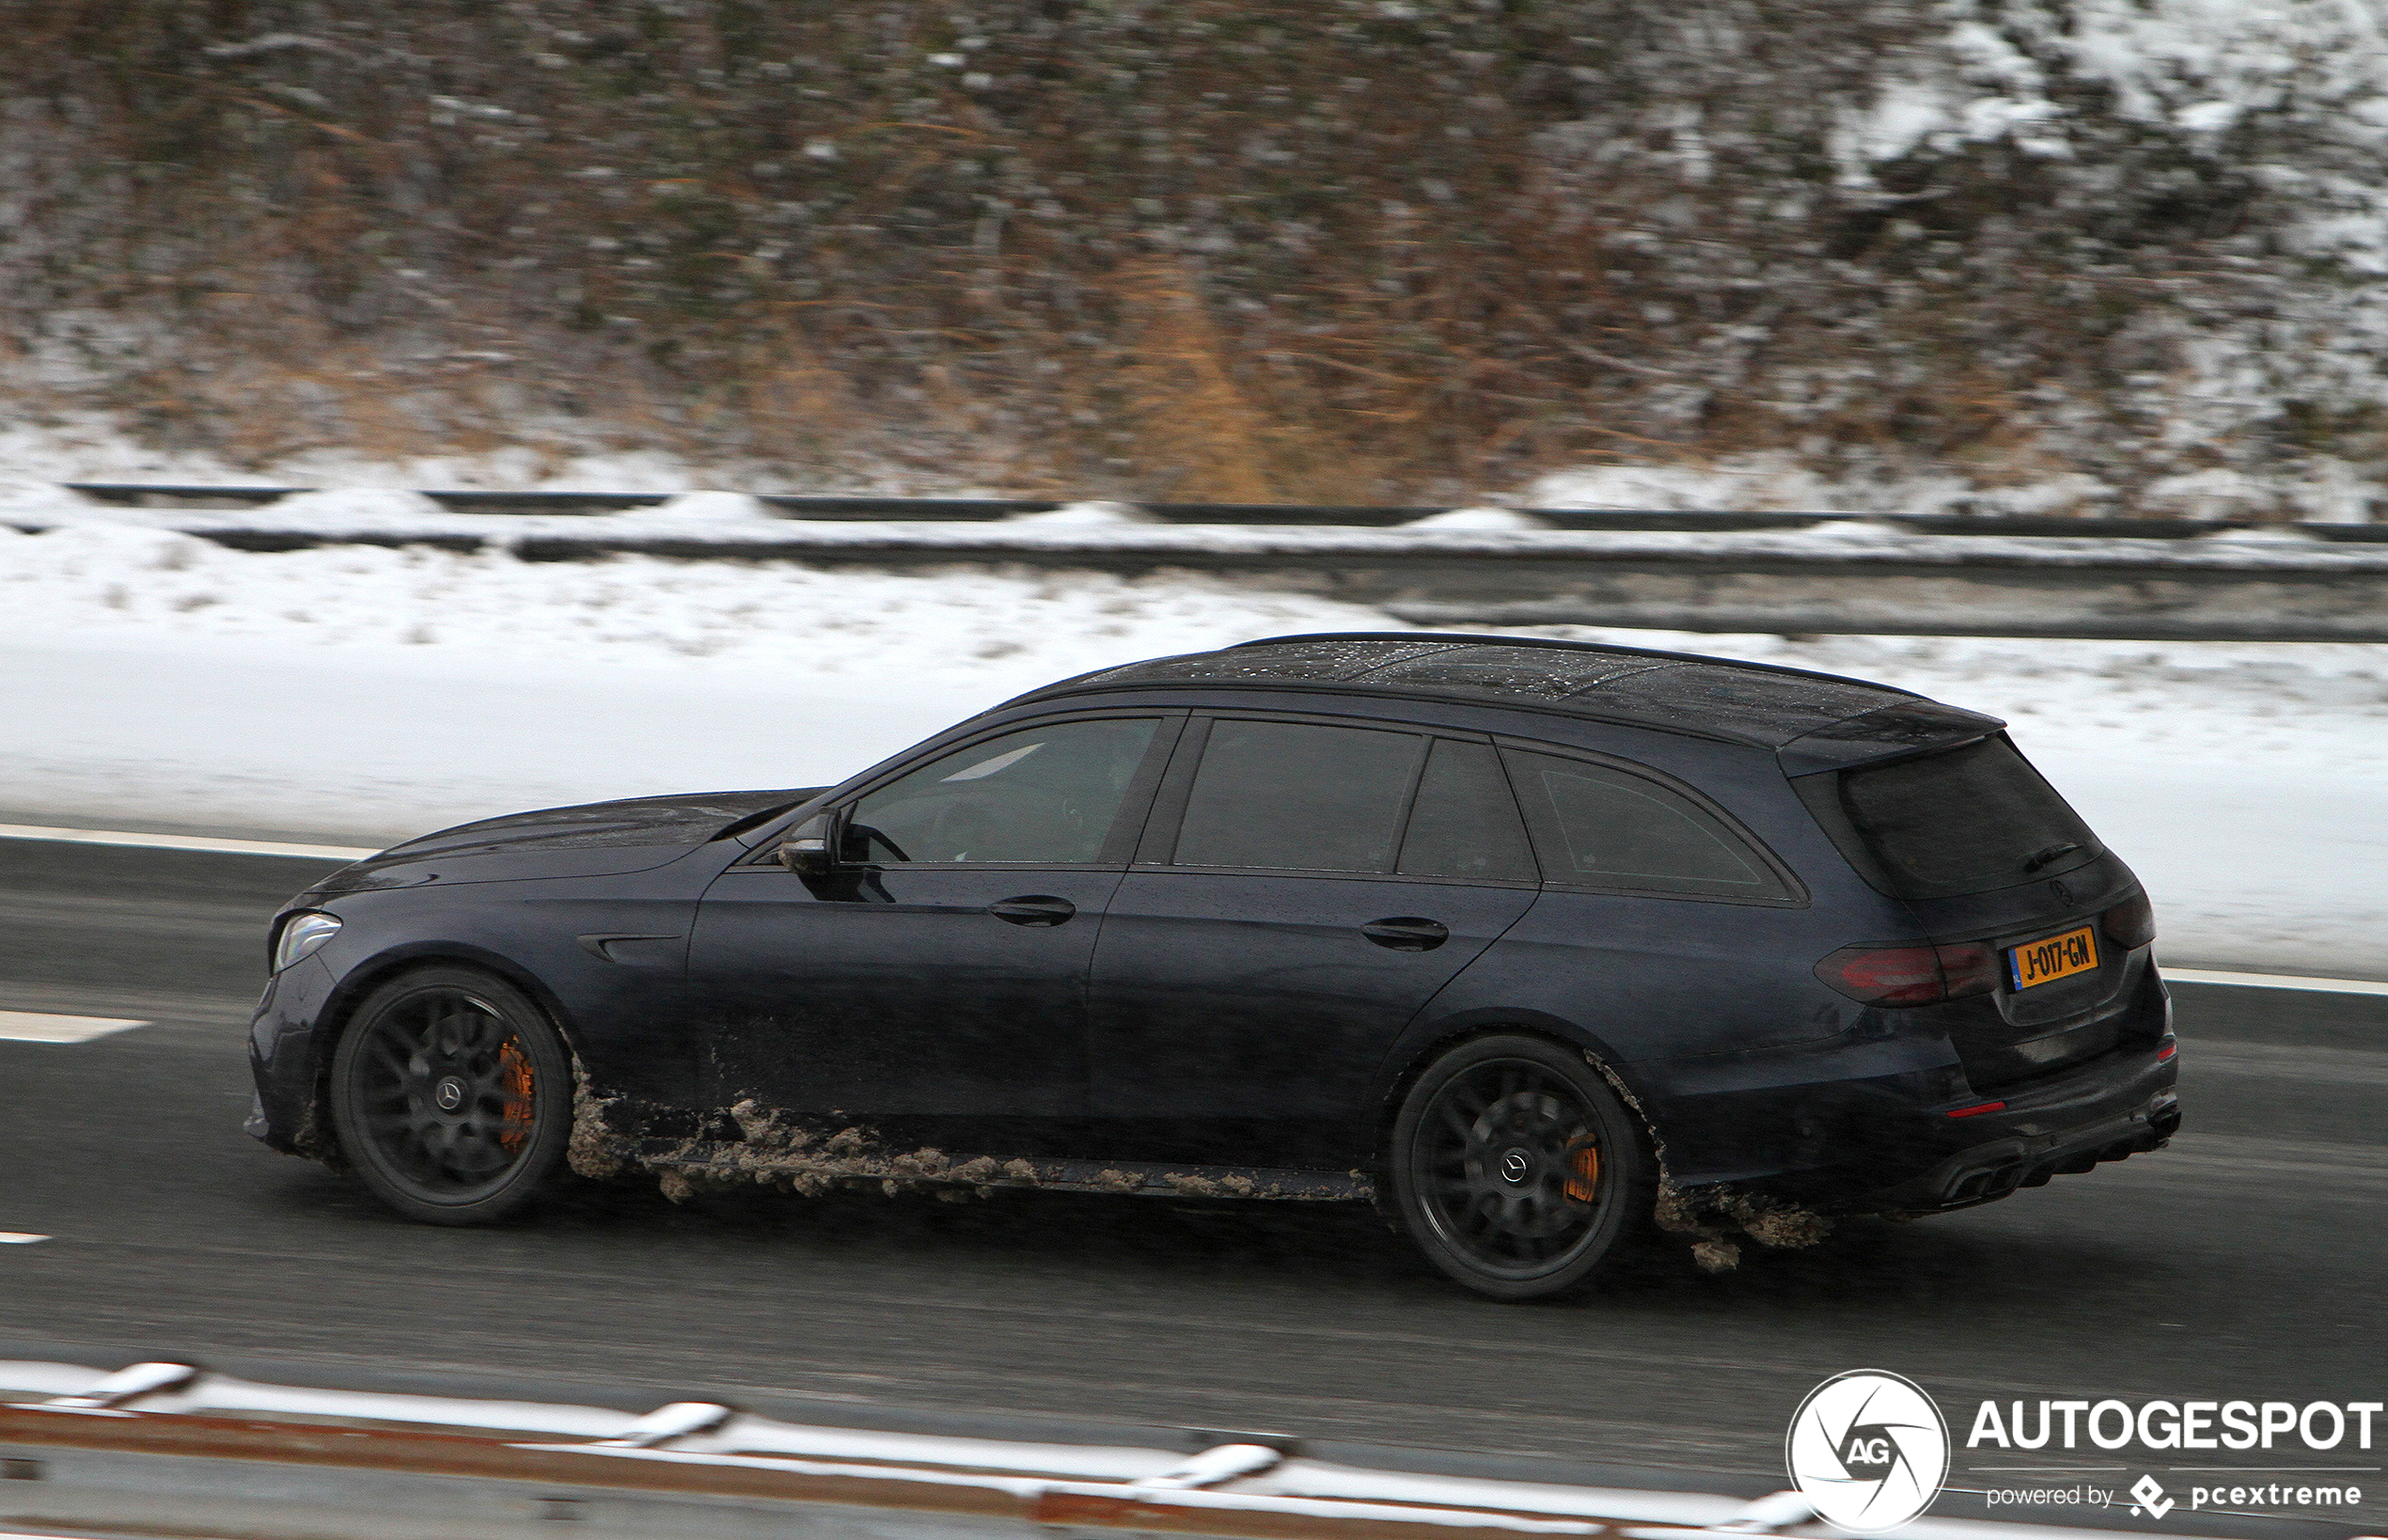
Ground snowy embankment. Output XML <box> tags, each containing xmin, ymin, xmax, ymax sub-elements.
<box><xmin>5</xmin><ymin>520</ymin><xmax>2381</xmax><ymax>977</ymax></box>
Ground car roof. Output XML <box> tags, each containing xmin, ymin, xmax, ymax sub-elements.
<box><xmin>1007</xmin><ymin>632</ymin><xmax>1960</xmax><ymax>749</ymax></box>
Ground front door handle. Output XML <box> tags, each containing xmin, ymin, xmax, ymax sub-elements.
<box><xmin>1361</xmin><ymin>917</ymin><xmax>1449</xmax><ymax>951</ymax></box>
<box><xmin>988</xmin><ymin>894</ymin><xmax>1076</xmax><ymax>927</ymax></box>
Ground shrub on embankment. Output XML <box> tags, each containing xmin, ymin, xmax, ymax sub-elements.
<box><xmin>4</xmin><ymin>1</ymin><xmax>2385</xmax><ymax>513</ymax></box>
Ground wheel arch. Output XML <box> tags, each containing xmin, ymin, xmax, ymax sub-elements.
<box><xmin>1364</xmin><ymin>1009</ymin><xmax>1657</xmax><ymax>1178</ymax></box>
<box><xmin>303</xmin><ymin>942</ymin><xmax>591</xmax><ymax>1157</ymax></box>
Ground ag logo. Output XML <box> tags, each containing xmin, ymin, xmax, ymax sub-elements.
<box><xmin>1785</xmin><ymin>1370</ymin><xmax>1950</xmax><ymax>1532</ymax></box>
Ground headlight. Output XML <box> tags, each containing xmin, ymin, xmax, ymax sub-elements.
<box><xmin>273</xmin><ymin>912</ymin><xmax>342</xmax><ymax>971</ymax></box>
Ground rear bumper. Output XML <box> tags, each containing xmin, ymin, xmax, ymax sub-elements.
<box><xmin>1862</xmin><ymin>1060</ymin><xmax>2179</xmax><ymax>1212</ymax></box>
<box><xmin>1633</xmin><ymin>967</ymin><xmax>2179</xmax><ymax>1213</ymax></box>
<box><xmin>1642</xmin><ymin>1039</ymin><xmax>2180</xmax><ymax>1214</ymax></box>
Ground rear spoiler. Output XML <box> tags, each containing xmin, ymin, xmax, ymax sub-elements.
<box><xmin>1776</xmin><ymin>699</ymin><xmax>2004</xmax><ymax>776</ymax></box>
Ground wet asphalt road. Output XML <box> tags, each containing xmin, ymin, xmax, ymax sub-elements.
<box><xmin>0</xmin><ymin>837</ymin><xmax>2380</xmax><ymax>1519</ymax></box>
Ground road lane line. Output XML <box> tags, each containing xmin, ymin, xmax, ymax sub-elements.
<box><xmin>0</xmin><ymin>1012</ymin><xmax>150</xmax><ymax>1044</ymax></box>
<box><xmin>2162</xmin><ymin>966</ymin><xmax>2388</xmax><ymax>997</ymax></box>
<box><xmin>0</xmin><ymin>822</ymin><xmax>378</xmax><ymax>860</ymax></box>
<box><xmin>0</xmin><ymin>1234</ymin><xmax>49</xmax><ymax>1244</ymax></box>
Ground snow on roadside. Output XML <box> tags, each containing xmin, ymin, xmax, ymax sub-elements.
<box><xmin>4</xmin><ymin>522</ymin><xmax>2381</xmax><ymax>975</ymax></box>
<box><xmin>0</xmin><ymin>412</ymin><xmax>835</xmax><ymax>505</ymax></box>
<box><xmin>0</xmin><ymin>523</ymin><xmax>1395</xmax><ymax>847</ymax></box>
<box><xmin>0</xmin><ymin>522</ymin><xmax>1383</xmax><ymax>678</ymax></box>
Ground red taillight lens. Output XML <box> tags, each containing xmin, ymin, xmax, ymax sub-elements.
<box><xmin>1819</xmin><ymin>945</ymin><xmax>1942</xmax><ymax>1005</ymax></box>
<box><xmin>1936</xmin><ymin>943</ymin><xmax>2001</xmax><ymax>1000</ymax></box>
<box><xmin>1815</xmin><ymin>942</ymin><xmax>2001</xmax><ymax>1007</ymax></box>
<box><xmin>2103</xmin><ymin>892</ymin><xmax>2156</xmax><ymax>950</ymax></box>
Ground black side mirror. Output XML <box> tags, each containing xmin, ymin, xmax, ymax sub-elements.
<box><xmin>775</xmin><ymin>814</ymin><xmax>835</xmax><ymax>877</ymax></box>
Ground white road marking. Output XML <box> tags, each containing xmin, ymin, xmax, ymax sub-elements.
<box><xmin>0</xmin><ymin>1234</ymin><xmax>49</xmax><ymax>1244</ymax></box>
<box><xmin>2162</xmin><ymin>966</ymin><xmax>2388</xmax><ymax>998</ymax></box>
<box><xmin>0</xmin><ymin>1012</ymin><xmax>150</xmax><ymax>1044</ymax></box>
<box><xmin>0</xmin><ymin>821</ymin><xmax>378</xmax><ymax>860</ymax></box>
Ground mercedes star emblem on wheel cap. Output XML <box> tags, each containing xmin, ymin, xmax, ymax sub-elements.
<box><xmin>434</xmin><ymin>1078</ymin><xmax>465</xmax><ymax>1112</ymax></box>
<box><xmin>1784</xmin><ymin>1370</ymin><xmax>1949</xmax><ymax>1532</ymax></box>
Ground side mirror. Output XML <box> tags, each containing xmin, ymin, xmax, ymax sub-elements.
<box><xmin>775</xmin><ymin>814</ymin><xmax>835</xmax><ymax>877</ymax></box>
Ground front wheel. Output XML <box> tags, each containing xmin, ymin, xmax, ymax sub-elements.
<box><xmin>1387</xmin><ymin>1035</ymin><xmax>1654</xmax><ymax>1300</ymax></box>
<box><xmin>328</xmin><ymin>966</ymin><xmax>573</xmax><ymax>1224</ymax></box>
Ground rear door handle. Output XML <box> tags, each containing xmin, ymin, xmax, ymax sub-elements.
<box><xmin>988</xmin><ymin>895</ymin><xmax>1076</xmax><ymax>927</ymax></box>
<box><xmin>1361</xmin><ymin>917</ymin><xmax>1449</xmax><ymax>951</ymax></box>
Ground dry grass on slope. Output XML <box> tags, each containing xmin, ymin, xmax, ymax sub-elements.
<box><xmin>3</xmin><ymin>0</ymin><xmax>2380</xmax><ymax>510</ymax></box>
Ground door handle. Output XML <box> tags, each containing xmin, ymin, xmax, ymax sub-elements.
<box><xmin>988</xmin><ymin>895</ymin><xmax>1076</xmax><ymax>927</ymax></box>
<box><xmin>575</xmin><ymin>933</ymin><xmax>682</xmax><ymax>963</ymax></box>
<box><xmin>1361</xmin><ymin>917</ymin><xmax>1449</xmax><ymax>951</ymax></box>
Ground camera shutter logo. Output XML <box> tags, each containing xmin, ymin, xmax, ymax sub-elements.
<box><xmin>1786</xmin><ymin>1371</ymin><xmax>1951</xmax><ymax>1532</ymax></box>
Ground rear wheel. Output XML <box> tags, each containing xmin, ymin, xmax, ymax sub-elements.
<box><xmin>328</xmin><ymin>966</ymin><xmax>573</xmax><ymax>1224</ymax></box>
<box><xmin>1387</xmin><ymin>1035</ymin><xmax>1653</xmax><ymax>1300</ymax></box>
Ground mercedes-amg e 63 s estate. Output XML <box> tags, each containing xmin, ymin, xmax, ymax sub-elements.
<box><xmin>249</xmin><ymin>633</ymin><xmax>2178</xmax><ymax>1297</ymax></box>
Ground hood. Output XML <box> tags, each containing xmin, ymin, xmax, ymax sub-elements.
<box><xmin>310</xmin><ymin>788</ymin><xmax>827</xmax><ymax>894</ymax></box>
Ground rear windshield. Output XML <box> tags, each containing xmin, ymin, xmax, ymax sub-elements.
<box><xmin>1834</xmin><ymin>737</ymin><xmax>2101</xmax><ymax>898</ymax></box>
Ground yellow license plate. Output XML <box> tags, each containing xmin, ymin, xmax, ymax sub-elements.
<box><xmin>2009</xmin><ymin>924</ymin><xmax>2099</xmax><ymax>989</ymax></box>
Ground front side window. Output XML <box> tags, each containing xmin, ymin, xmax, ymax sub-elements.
<box><xmin>1505</xmin><ymin>749</ymin><xmax>1792</xmax><ymax>900</ymax></box>
<box><xmin>845</xmin><ymin>717</ymin><xmax>1160</xmax><ymax>865</ymax></box>
<box><xmin>1172</xmin><ymin>720</ymin><xmax>1427</xmax><ymax>872</ymax></box>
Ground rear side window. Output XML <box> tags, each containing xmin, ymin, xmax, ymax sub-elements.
<box><xmin>1834</xmin><ymin>736</ymin><xmax>2100</xmax><ymax>898</ymax></box>
<box><xmin>1173</xmin><ymin>720</ymin><xmax>1426</xmax><ymax>872</ymax></box>
<box><xmin>1397</xmin><ymin>740</ymin><xmax>1538</xmax><ymax>882</ymax></box>
<box><xmin>1505</xmin><ymin>750</ymin><xmax>1793</xmax><ymax>901</ymax></box>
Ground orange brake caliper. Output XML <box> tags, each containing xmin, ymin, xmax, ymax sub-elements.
<box><xmin>496</xmin><ymin>1041</ymin><xmax>536</xmax><ymax>1152</ymax></box>
<box><xmin>1564</xmin><ymin>1141</ymin><xmax>1602</xmax><ymax>1202</ymax></box>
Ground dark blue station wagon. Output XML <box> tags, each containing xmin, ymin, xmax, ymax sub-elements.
<box><xmin>250</xmin><ymin>633</ymin><xmax>2179</xmax><ymax>1298</ymax></box>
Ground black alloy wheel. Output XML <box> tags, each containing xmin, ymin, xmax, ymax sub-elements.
<box><xmin>1388</xmin><ymin>1034</ymin><xmax>1652</xmax><ymax>1299</ymax></box>
<box><xmin>329</xmin><ymin>966</ymin><xmax>573</xmax><ymax>1224</ymax></box>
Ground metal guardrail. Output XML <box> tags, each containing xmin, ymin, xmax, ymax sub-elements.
<box><xmin>55</xmin><ymin>483</ymin><xmax>2388</xmax><ymax>541</ymax></box>
<box><xmin>37</xmin><ymin>484</ymin><xmax>2388</xmax><ymax>641</ymax></box>
<box><xmin>1</xmin><ymin>1359</ymin><xmax>2366</xmax><ymax>1540</ymax></box>
<box><xmin>65</xmin><ymin>484</ymin><xmax>680</xmax><ymax>515</ymax></box>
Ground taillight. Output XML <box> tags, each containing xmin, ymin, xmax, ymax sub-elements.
<box><xmin>2103</xmin><ymin>892</ymin><xmax>2156</xmax><ymax>950</ymax></box>
<box><xmin>1815</xmin><ymin>942</ymin><xmax>2000</xmax><ymax>1007</ymax></box>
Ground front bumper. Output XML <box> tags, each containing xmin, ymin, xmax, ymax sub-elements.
<box><xmin>247</xmin><ymin>952</ymin><xmax>338</xmax><ymax>1153</ymax></box>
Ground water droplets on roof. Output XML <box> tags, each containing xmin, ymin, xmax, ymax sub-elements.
<box><xmin>1595</xmin><ymin>664</ymin><xmax>1912</xmax><ymax>736</ymax></box>
<box><xmin>1064</xmin><ymin>637</ymin><xmax>1920</xmax><ymax>744</ymax></box>
<box><xmin>1082</xmin><ymin>637</ymin><xmax>1456</xmax><ymax>684</ymax></box>
<box><xmin>1343</xmin><ymin>644</ymin><xmax>1671</xmax><ymax>698</ymax></box>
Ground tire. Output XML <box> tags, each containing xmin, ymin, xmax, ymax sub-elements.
<box><xmin>1387</xmin><ymin>1034</ymin><xmax>1654</xmax><ymax>1300</ymax></box>
<box><xmin>328</xmin><ymin>966</ymin><xmax>574</xmax><ymax>1225</ymax></box>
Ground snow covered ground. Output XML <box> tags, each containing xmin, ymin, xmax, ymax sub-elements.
<box><xmin>5</xmin><ymin>518</ymin><xmax>2380</xmax><ymax>977</ymax></box>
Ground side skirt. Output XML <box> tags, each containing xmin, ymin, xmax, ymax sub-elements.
<box><xmin>637</xmin><ymin>1140</ymin><xmax>1374</xmax><ymax>1202</ymax></box>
